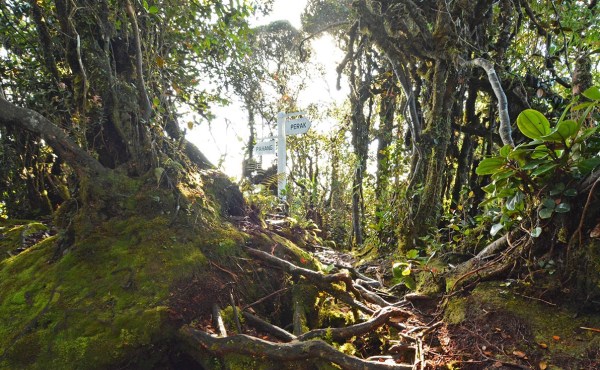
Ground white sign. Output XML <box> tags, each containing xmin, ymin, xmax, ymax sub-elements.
<box><xmin>253</xmin><ymin>139</ymin><xmax>276</xmax><ymax>155</ymax></box>
<box><xmin>284</xmin><ymin>111</ymin><xmax>306</xmax><ymax>118</ymax></box>
<box><xmin>285</xmin><ymin>117</ymin><xmax>311</xmax><ymax>135</ymax></box>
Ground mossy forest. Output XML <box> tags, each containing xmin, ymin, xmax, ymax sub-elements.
<box><xmin>2</xmin><ymin>1</ymin><xmax>600</xmax><ymax>369</ymax></box>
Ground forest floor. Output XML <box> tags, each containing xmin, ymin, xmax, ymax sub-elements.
<box><xmin>176</xmin><ymin>221</ymin><xmax>600</xmax><ymax>370</ymax></box>
<box><xmin>2</xmin><ymin>217</ymin><xmax>599</xmax><ymax>369</ymax></box>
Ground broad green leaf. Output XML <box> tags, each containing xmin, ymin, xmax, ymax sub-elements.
<box><xmin>577</xmin><ymin>157</ymin><xmax>600</xmax><ymax>174</ymax></box>
<box><xmin>508</xmin><ymin>148</ymin><xmax>529</xmax><ymax>161</ymax></box>
<box><xmin>148</xmin><ymin>5</ymin><xmax>159</xmax><ymax>14</ymax></box>
<box><xmin>492</xmin><ymin>169</ymin><xmax>516</xmax><ymax>181</ymax></box>
<box><xmin>563</xmin><ymin>188</ymin><xmax>578</xmax><ymax>197</ymax></box>
<box><xmin>531</xmin><ymin>145</ymin><xmax>551</xmax><ymax>159</ymax></box>
<box><xmin>517</xmin><ymin>109</ymin><xmax>551</xmax><ymax>139</ymax></box>
<box><xmin>531</xmin><ymin>227</ymin><xmax>542</xmax><ymax>238</ymax></box>
<box><xmin>490</xmin><ymin>223</ymin><xmax>504</xmax><ymax>236</ymax></box>
<box><xmin>539</xmin><ymin>208</ymin><xmax>554</xmax><ymax>219</ymax></box>
<box><xmin>575</xmin><ymin>126</ymin><xmax>599</xmax><ymax>143</ymax></box>
<box><xmin>482</xmin><ymin>183</ymin><xmax>496</xmax><ymax>194</ymax></box>
<box><xmin>479</xmin><ymin>197</ymin><xmax>498</xmax><ymax>207</ymax></box>
<box><xmin>572</xmin><ymin>102</ymin><xmax>593</xmax><ymax>111</ymax></box>
<box><xmin>476</xmin><ymin>157</ymin><xmax>506</xmax><ymax>175</ymax></box>
<box><xmin>582</xmin><ymin>86</ymin><xmax>600</xmax><ymax>101</ymax></box>
<box><xmin>555</xmin><ymin>202</ymin><xmax>571</xmax><ymax>213</ymax></box>
<box><xmin>549</xmin><ymin>183</ymin><xmax>565</xmax><ymax>196</ymax></box>
<box><xmin>506</xmin><ymin>191</ymin><xmax>524</xmax><ymax>211</ymax></box>
<box><xmin>540</xmin><ymin>120</ymin><xmax>580</xmax><ymax>142</ymax></box>
<box><xmin>521</xmin><ymin>159</ymin><xmax>545</xmax><ymax>170</ymax></box>
<box><xmin>500</xmin><ymin>144</ymin><xmax>512</xmax><ymax>157</ymax></box>
<box><xmin>392</xmin><ymin>262</ymin><xmax>407</xmax><ymax>279</ymax></box>
<box><xmin>542</xmin><ymin>198</ymin><xmax>556</xmax><ymax>209</ymax></box>
<box><xmin>531</xmin><ymin>162</ymin><xmax>558</xmax><ymax>177</ymax></box>
<box><xmin>403</xmin><ymin>276</ymin><xmax>416</xmax><ymax>290</ymax></box>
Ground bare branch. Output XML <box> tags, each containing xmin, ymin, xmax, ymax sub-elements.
<box><xmin>461</xmin><ymin>58</ymin><xmax>515</xmax><ymax>147</ymax></box>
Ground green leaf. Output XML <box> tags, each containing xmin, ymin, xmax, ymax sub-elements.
<box><xmin>403</xmin><ymin>276</ymin><xmax>416</xmax><ymax>290</ymax></box>
<box><xmin>481</xmin><ymin>183</ymin><xmax>496</xmax><ymax>194</ymax></box>
<box><xmin>563</xmin><ymin>188</ymin><xmax>578</xmax><ymax>197</ymax></box>
<box><xmin>405</xmin><ymin>249</ymin><xmax>419</xmax><ymax>259</ymax></box>
<box><xmin>531</xmin><ymin>162</ymin><xmax>559</xmax><ymax>177</ymax></box>
<box><xmin>492</xmin><ymin>169</ymin><xmax>516</xmax><ymax>181</ymax></box>
<box><xmin>517</xmin><ymin>109</ymin><xmax>551</xmax><ymax>139</ymax></box>
<box><xmin>577</xmin><ymin>157</ymin><xmax>600</xmax><ymax>175</ymax></box>
<box><xmin>531</xmin><ymin>145</ymin><xmax>551</xmax><ymax>159</ymax></box>
<box><xmin>531</xmin><ymin>227</ymin><xmax>542</xmax><ymax>238</ymax></box>
<box><xmin>542</xmin><ymin>198</ymin><xmax>556</xmax><ymax>209</ymax></box>
<box><xmin>506</xmin><ymin>191</ymin><xmax>524</xmax><ymax>211</ymax></box>
<box><xmin>148</xmin><ymin>5</ymin><xmax>159</xmax><ymax>14</ymax></box>
<box><xmin>521</xmin><ymin>159</ymin><xmax>545</xmax><ymax>170</ymax></box>
<box><xmin>500</xmin><ymin>144</ymin><xmax>512</xmax><ymax>157</ymax></box>
<box><xmin>540</xmin><ymin>120</ymin><xmax>580</xmax><ymax>142</ymax></box>
<box><xmin>476</xmin><ymin>157</ymin><xmax>506</xmax><ymax>175</ymax></box>
<box><xmin>539</xmin><ymin>208</ymin><xmax>554</xmax><ymax>219</ymax></box>
<box><xmin>582</xmin><ymin>86</ymin><xmax>600</xmax><ymax>101</ymax></box>
<box><xmin>392</xmin><ymin>262</ymin><xmax>406</xmax><ymax>279</ymax></box>
<box><xmin>555</xmin><ymin>202</ymin><xmax>571</xmax><ymax>213</ymax></box>
<box><xmin>490</xmin><ymin>223</ymin><xmax>504</xmax><ymax>237</ymax></box>
<box><xmin>549</xmin><ymin>183</ymin><xmax>565</xmax><ymax>196</ymax></box>
<box><xmin>576</xmin><ymin>126</ymin><xmax>599</xmax><ymax>143</ymax></box>
<box><xmin>572</xmin><ymin>102</ymin><xmax>594</xmax><ymax>111</ymax></box>
<box><xmin>508</xmin><ymin>148</ymin><xmax>529</xmax><ymax>162</ymax></box>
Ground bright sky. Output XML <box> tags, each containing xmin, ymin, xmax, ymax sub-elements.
<box><xmin>187</xmin><ymin>0</ymin><xmax>347</xmax><ymax>179</ymax></box>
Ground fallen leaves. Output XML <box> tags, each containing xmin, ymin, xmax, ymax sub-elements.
<box><xmin>512</xmin><ymin>350</ymin><xmax>528</xmax><ymax>359</ymax></box>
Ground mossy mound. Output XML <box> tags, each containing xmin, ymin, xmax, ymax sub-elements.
<box><xmin>0</xmin><ymin>214</ymin><xmax>220</xmax><ymax>369</ymax></box>
<box><xmin>443</xmin><ymin>282</ymin><xmax>600</xmax><ymax>369</ymax></box>
<box><xmin>0</xmin><ymin>169</ymin><xmax>287</xmax><ymax>369</ymax></box>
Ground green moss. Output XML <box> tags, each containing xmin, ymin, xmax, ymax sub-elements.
<box><xmin>0</xmin><ymin>211</ymin><xmax>223</xmax><ymax>369</ymax></box>
<box><xmin>0</xmin><ymin>221</ymin><xmax>49</xmax><ymax>261</ymax></box>
<box><xmin>220</xmin><ymin>306</ymin><xmax>244</xmax><ymax>334</ymax></box>
<box><xmin>444</xmin><ymin>297</ymin><xmax>467</xmax><ymax>324</ymax></box>
<box><xmin>319</xmin><ymin>298</ymin><xmax>355</xmax><ymax>328</ymax></box>
<box><xmin>0</xmin><ymin>172</ymin><xmax>320</xmax><ymax>369</ymax></box>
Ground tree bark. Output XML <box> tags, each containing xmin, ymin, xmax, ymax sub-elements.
<box><xmin>0</xmin><ymin>97</ymin><xmax>106</xmax><ymax>177</ymax></box>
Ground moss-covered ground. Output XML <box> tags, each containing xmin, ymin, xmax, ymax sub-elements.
<box><xmin>442</xmin><ymin>282</ymin><xmax>600</xmax><ymax>369</ymax></box>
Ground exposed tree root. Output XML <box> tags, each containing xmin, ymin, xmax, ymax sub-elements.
<box><xmin>179</xmin><ymin>326</ymin><xmax>414</xmax><ymax>370</ymax></box>
<box><xmin>297</xmin><ymin>306</ymin><xmax>411</xmax><ymax>341</ymax></box>
<box><xmin>175</xmin><ymin>244</ymin><xmax>441</xmax><ymax>368</ymax></box>
<box><xmin>448</xmin><ymin>231</ymin><xmax>524</xmax><ymax>292</ymax></box>
<box><xmin>246</xmin><ymin>247</ymin><xmax>361</xmax><ymax>297</ymax></box>
<box><xmin>241</xmin><ymin>311</ymin><xmax>297</xmax><ymax>341</ymax></box>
